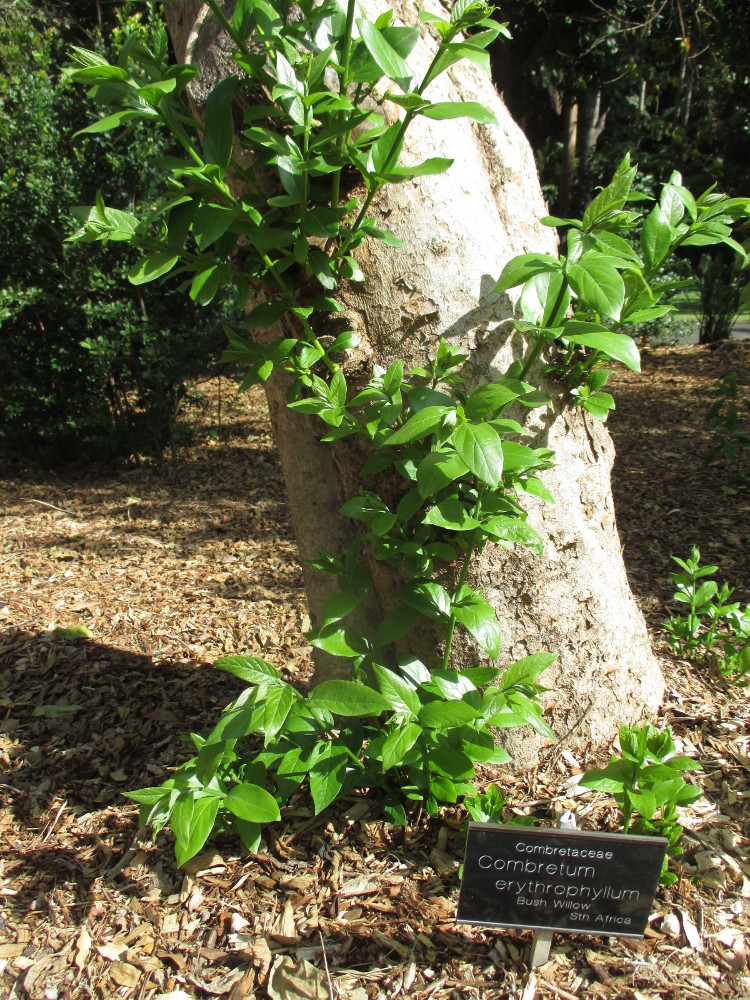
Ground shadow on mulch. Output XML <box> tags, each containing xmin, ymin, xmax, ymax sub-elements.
<box><xmin>609</xmin><ymin>343</ymin><xmax>750</xmax><ymax>610</ymax></box>
<box><xmin>0</xmin><ymin>628</ymin><xmax>249</xmax><ymax>924</ymax></box>
<box><xmin>0</xmin><ymin>628</ymin><xmax>244</xmax><ymax>826</ymax></box>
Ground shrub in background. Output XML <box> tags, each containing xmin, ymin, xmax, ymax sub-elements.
<box><xmin>0</xmin><ymin>2</ymin><xmax>233</xmax><ymax>464</ymax></box>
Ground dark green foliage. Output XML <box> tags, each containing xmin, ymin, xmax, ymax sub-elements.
<box><xmin>696</xmin><ymin>252</ymin><xmax>744</xmax><ymax>344</ymax></box>
<box><xmin>0</xmin><ymin>3</ymin><xmax>231</xmax><ymax>463</ymax></box>
<box><xmin>705</xmin><ymin>372</ymin><xmax>750</xmax><ymax>479</ymax></box>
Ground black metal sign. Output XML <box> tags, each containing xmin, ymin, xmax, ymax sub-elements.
<box><xmin>457</xmin><ymin>823</ymin><xmax>667</xmax><ymax>938</ymax></box>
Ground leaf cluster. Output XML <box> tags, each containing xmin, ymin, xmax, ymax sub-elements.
<box><xmin>494</xmin><ymin>155</ymin><xmax>749</xmax><ymax>421</ymax></box>
<box><xmin>662</xmin><ymin>546</ymin><xmax>750</xmax><ymax>685</ymax></box>
<box><xmin>64</xmin><ymin>0</ymin><xmax>507</xmax><ymax>313</ymax></box>
<box><xmin>580</xmin><ymin>722</ymin><xmax>702</xmax><ymax>885</ymax></box>
<box><xmin>704</xmin><ymin>372</ymin><xmax>750</xmax><ymax>482</ymax></box>
<box><xmin>127</xmin><ymin>650</ymin><xmax>554</xmax><ymax>865</ymax></box>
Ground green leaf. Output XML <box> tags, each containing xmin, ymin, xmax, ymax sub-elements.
<box><xmin>481</xmin><ymin>515</ymin><xmax>543</xmax><ymax>557</ymax></box>
<box><xmin>128</xmin><ymin>252</ymin><xmax>180</xmax><ymax>285</ymax></box>
<box><xmin>582</xmin><ymin>391</ymin><xmax>615</xmax><ymax>421</ymax></box>
<box><xmin>505</xmin><ymin>692</ymin><xmax>554</xmax><ymax>738</ymax></box>
<box><xmin>171</xmin><ymin>794</ymin><xmax>220</xmax><ymax>867</ymax></box>
<box><xmin>626</xmin><ymin>787</ymin><xmax>657</xmax><ymax>820</ymax></box>
<box><xmin>421</xmin><ymin>101</ymin><xmax>496</xmax><ymax>124</ymax></box>
<box><xmin>262</xmin><ymin>684</ymin><xmax>297</xmax><ymax>744</ymax></box>
<box><xmin>566</xmin><ymin>253</ymin><xmax>625</xmax><ymax>321</ymax></box>
<box><xmin>124</xmin><ymin>786</ymin><xmax>170</xmax><ymax>806</ymax></box>
<box><xmin>464</xmin><ymin>382</ymin><xmax>521</xmax><ymax>420</ymax></box>
<box><xmin>579</xmin><ymin>760</ymin><xmax>634</xmax><ymax>793</ymax></box>
<box><xmin>73</xmin><ymin>109</ymin><xmax>148</xmax><ymax>136</ymax></box>
<box><xmin>429</xmin><ymin>775</ymin><xmax>458</xmax><ymax>802</ymax></box>
<box><xmin>501</xmin><ymin>653</ymin><xmax>557</xmax><ymax>689</ymax></box>
<box><xmin>224</xmin><ymin>782</ymin><xmax>281</xmax><ymax>823</ymax></box>
<box><xmin>193</xmin><ymin>203</ymin><xmax>237</xmax><ymax>250</ymax></box>
<box><xmin>416</xmin><ymin>450</ymin><xmax>469</xmax><ymax>498</ymax></box>
<box><xmin>423</xmin><ymin>497</ymin><xmax>481</xmax><ymax>532</ymax></box>
<box><xmin>522</xmin><ymin>477</ymin><xmax>555</xmax><ymax>504</ymax></box>
<box><xmin>33</xmin><ymin>703</ymin><xmax>84</xmax><ymax>718</ymax></box>
<box><xmin>429</xmin><ymin>745</ymin><xmax>475</xmax><ymax>780</ymax></box>
<box><xmin>426</xmin><ymin>40</ymin><xmax>492</xmax><ymax>83</ymax></box>
<box><xmin>207</xmin><ymin>692</ymin><xmax>257</xmax><ymax>742</ymax></box>
<box><xmin>52</xmin><ymin>624</ymin><xmax>93</xmax><ymax>640</ymax></box>
<box><xmin>520</xmin><ymin>269</ymin><xmax>570</xmax><ymax>327</ymax></box>
<box><xmin>373</xmin><ymin>664</ymin><xmax>421</xmax><ymax>716</ymax></box>
<box><xmin>563</xmin><ymin>326</ymin><xmax>640</xmax><ymax>372</ymax></box>
<box><xmin>452</xmin><ymin>422</ymin><xmax>504</xmax><ymax>487</ymax></box>
<box><xmin>383</xmin><ymin>798</ymin><xmax>407</xmax><ymax>825</ymax></box>
<box><xmin>235</xmin><ymin>819</ymin><xmax>262</xmax><ymax>853</ymax></box>
<box><xmin>381</xmin><ymin>722</ymin><xmax>422</xmax><ymax>770</ymax></box>
<box><xmin>319</xmin><ymin>588</ymin><xmax>366</xmax><ymax>629</ymax></box>
<box><xmin>390</xmin><ymin>158</ymin><xmax>455</xmax><ymax>179</ymax></box>
<box><xmin>307</xmin><ymin>624</ymin><xmax>369</xmax><ymax>658</ymax></box>
<box><xmin>203</xmin><ymin>77</ymin><xmax>239</xmax><ymax>176</ymax></box>
<box><xmin>195</xmin><ymin>739</ymin><xmax>228</xmax><ymax>785</ymax></box>
<box><xmin>374</xmin><ymin>604</ymin><xmax>420</xmax><ymax>647</ymax></box>
<box><xmin>190</xmin><ymin>266</ymin><xmax>222</xmax><ymax>306</ymax></box>
<box><xmin>452</xmin><ymin>591</ymin><xmax>502</xmax><ymax>659</ymax></box>
<box><xmin>340</xmin><ymin>493</ymin><xmax>396</xmax><ymax>536</ymax></box>
<box><xmin>500</xmin><ymin>441</ymin><xmax>541</xmax><ymax>474</ymax></box>
<box><xmin>357</xmin><ymin>18</ymin><xmax>413</xmax><ymax>87</ymax></box>
<box><xmin>582</xmin><ymin>158</ymin><xmax>637</xmax><ymax>229</ymax></box>
<box><xmin>492</xmin><ymin>253</ymin><xmax>561</xmax><ymax>294</ymax></box>
<box><xmin>419</xmin><ymin>700</ymin><xmax>478</xmax><ymax>730</ymax></box>
<box><xmin>641</xmin><ymin>205</ymin><xmax>673</xmax><ymax>270</ymax></box>
<box><xmin>398</xmin><ymin>581</ymin><xmax>452</xmax><ymax>621</ymax></box>
<box><xmin>382</xmin><ymin>405</ymin><xmax>451</xmax><ymax>446</ymax></box>
<box><xmin>215</xmin><ymin>655</ymin><xmax>280</xmax><ymax>685</ymax></box>
<box><xmin>308</xmin><ymin>681</ymin><xmax>389</xmax><ymax>717</ymax></box>
<box><xmin>309</xmin><ymin>747</ymin><xmax>350</xmax><ymax>814</ymax></box>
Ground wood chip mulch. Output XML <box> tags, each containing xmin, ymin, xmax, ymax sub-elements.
<box><xmin>1</xmin><ymin>345</ymin><xmax>749</xmax><ymax>999</ymax></box>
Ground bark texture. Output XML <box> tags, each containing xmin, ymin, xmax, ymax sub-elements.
<box><xmin>166</xmin><ymin>1</ymin><xmax>664</xmax><ymax>764</ymax></box>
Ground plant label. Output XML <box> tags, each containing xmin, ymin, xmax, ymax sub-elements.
<box><xmin>458</xmin><ymin>823</ymin><xmax>667</xmax><ymax>938</ymax></box>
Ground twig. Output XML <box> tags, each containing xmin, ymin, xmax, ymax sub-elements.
<box><xmin>25</xmin><ymin>498</ymin><xmax>77</xmax><ymax>517</ymax></box>
<box><xmin>318</xmin><ymin>930</ymin><xmax>335</xmax><ymax>1000</ymax></box>
<box><xmin>42</xmin><ymin>799</ymin><xmax>67</xmax><ymax>843</ymax></box>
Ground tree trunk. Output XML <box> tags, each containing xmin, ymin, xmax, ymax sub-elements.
<box><xmin>165</xmin><ymin>1</ymin><xmax>663</xmax><ymax>766</ymax></box>
<box><xmin>558</xmin><ymin>95</ymin><xmax>578</xmax><ymax>218</ymax></box>
<box><xmin>577</xmin><ymin>88</ymin><xmax>608</xmax><ymax>212</ymax></box>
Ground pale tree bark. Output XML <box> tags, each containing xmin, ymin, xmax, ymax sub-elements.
<box><xmin>558</xmin><ymin>94</ymin><xmax>578</xmax><ymax>218</ymax></box>
<box><xmin>165</xmin><ymin>1</ymin><xmax>664</xmax><ymax>766</ymax></box>
<box><xmin>577</xmin><ymin>88</ymin><xmax>608</xmax><ymax>212</ymax></box>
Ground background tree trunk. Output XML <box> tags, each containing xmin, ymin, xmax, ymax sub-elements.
<box><xmin>166</xmin><ymin>1</ymin><xmax>664</xmax><ymax>766</ymax></box>
<box><xmin>558</xmin><ymin>94</ymin><xmax>578</xmax><ymax>217</ymax></box>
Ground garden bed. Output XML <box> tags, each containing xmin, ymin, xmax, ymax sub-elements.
<box><xmin>1</xmin><ymin>345</ymin><xmax>749</xmax><ymax>999</ymax></box>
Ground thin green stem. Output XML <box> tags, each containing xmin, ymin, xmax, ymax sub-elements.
<box><xmin>331</xmin><ymin>0</ymin><xmax>356</xmax><ymax>210</ymax></box>
<box><xmin>261</xmin><ymin>254</ymin><xmax>293</xmax><ymax>297</ymax></box>
<box><xmin>441</xmin><ymin>486</ymin><xmax>486</xmax><ymax>670</ymax></box>
<box><xmin>205</xmin><ymin>0</ymin><xmax>253</xmax><ymax>63</ymax></box>
<box><xmin>441</xmin><ymin>537</ymin><xmax>476</xmax><ymax>671</ymax></box>
<box><xmin>301</xmin><ymin>104</ymin><xmax>310</xmax><ymax>225</ymax></box>
<box><xmin>302</xmin><ymin>320</ymin><xmax>339</xmax><ymax>375</ymax></box>
<box><xmin>336</xmin><ymin>40</ymin><xmax>450</xmax><ymax>260</ymax></box>
<box><xmin>519</xmin><ymin>336</ymin><xmax>547</xmax><ymax>382</ymax></box>
<box><xmin>519</xmin><ymin>273</ymin><xmax>570</xmax><ymax>380</ymax></box>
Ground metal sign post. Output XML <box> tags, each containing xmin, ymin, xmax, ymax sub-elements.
<box><xmin>529</xmin><ymin>811</ymin><xmax>577</xmax><ymax>968</ymax></box>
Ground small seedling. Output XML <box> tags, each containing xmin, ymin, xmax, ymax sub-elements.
<box><xmin>662</xmin><ymin>546</ymin><xmax>750</xmax><ymax>683</ymax></box>
<box><xmin>705</xmin><ymin>372</ymin><xmax>750</xmax><ymax>481</ymax></box>
<box><xmin>580</xmin><ymin>722</ymin><xmax>702</xmax><ymax>885</ymax></box>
